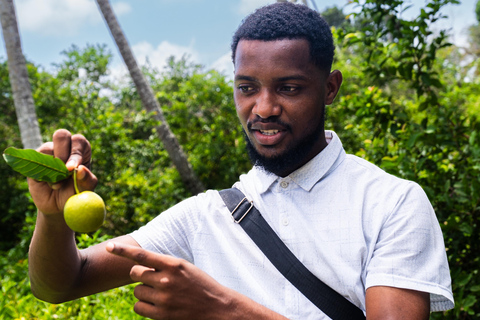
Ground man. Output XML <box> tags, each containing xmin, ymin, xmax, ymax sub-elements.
<box><xmin>28</xmin><ymin>3</ymin><xmax>453</xmax><ymax>319</ymax></box>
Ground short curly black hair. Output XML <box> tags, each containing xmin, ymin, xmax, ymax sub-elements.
<box><xmin>231</xmin><ymin>2</ymin><xmax>334</xmax><ymax>72</ymax></box>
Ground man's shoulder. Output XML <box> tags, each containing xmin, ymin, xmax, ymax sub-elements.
<box><xmin>343</xmin><ymin>154</ymin><xmax>403</xmax><ymax>180</ymax></box>
<box><xmin>339</xmin><ymin>153</ymin><xmax>424</xmax><ymax>195</ymax></box>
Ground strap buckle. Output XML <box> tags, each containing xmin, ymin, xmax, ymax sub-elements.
<box><xmin>231</xmin><ymin>197</ymin><xmax>254</xmax><ymax>224</ymax></box>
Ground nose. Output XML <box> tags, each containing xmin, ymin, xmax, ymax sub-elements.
<box><xmin>252</xmin><ymin>89</ymin><xmax>281</xmax><ymax>119</ymax></box>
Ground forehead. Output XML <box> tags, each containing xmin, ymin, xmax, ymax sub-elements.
<box><xmin>234</xmin><ymin>39</ymin><xmax>319</xmax><ymax>78</ymax></box>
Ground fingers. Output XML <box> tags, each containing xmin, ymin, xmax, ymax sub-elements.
<box><xmin>37</xmin><ymin>141</ymin><xmax>54</xmax><ymax>156</ymax></box>
<box><xmin>34</xmin><ymin>141</ymin><xmax>55</xmax><ymax>187</ymax></box>
<box><xmin>49</xmin><ymin>129</ymin><xmax>95</xmax><ymax>188</ymax></box>
<box><xmin>52</xmin><ymin>129</ymin><xmax>72</xmax><ymax>164</ymax></box>
<box><xmin>134</xmin><ymin>300</ymin><xmax>162</xmax><ymax>320</ymax></box>
<box><xmin>68</xmin><ymin>134</ymin><xmax>92</xmax><ymax>170</ymax></box>
<box><xmin>107</xmin><ymin>243</ymin><xmax>224</xmax><ymax>319</ymax></box>
<box><xmin>45</xmin><ymin>165</ymin><xmax>97</xmax><ymax>192</ymax></box>
<box><xmin>130</xmin><ymin>265</ymin><xmax>171</xmax><ymax>286</ymax></box>
<box><xmin>132</xmin><ymin>278</ymin><xmax>179</xmax><ymax>320</ymax></box>
<box><xmin>106</xmin><ymin>242</ymin><xmax>160</xmax><ymax>270</ymax></box>
<box><xmin>51</xmin><ymin>129</ymin><xmax>92</xmax><ymax>171</ymax></box>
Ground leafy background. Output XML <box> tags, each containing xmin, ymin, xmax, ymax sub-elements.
<box><xmin>1</xmin><ymin>0</ymin><xmax>480</xmax><ymax>318</ymax></box>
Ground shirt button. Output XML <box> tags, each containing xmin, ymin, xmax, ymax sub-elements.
<box><xmin>280</xmin><ymin>181</ymin><xmax>289</xmax><ymax>188</ymax></box>
<box><xmin>282</xmin><ymin>218</ymin><xmax>289</xmax><ymax>226</ymax></box>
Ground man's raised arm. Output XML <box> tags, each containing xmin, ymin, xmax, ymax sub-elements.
<box><xmin>27</xmin><ymin>129</ymin><xmax>136</xmax><ymax>303</ymax></box>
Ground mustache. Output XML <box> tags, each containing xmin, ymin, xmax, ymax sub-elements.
<box><xmin>246</xmin><ymin>116</ymin><xmax>292</xmax><ymax>131</ymax></box>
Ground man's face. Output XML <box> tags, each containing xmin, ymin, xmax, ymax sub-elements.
<box><xmin>233</xmin><ymin>39</ymin><xmax>340</xmax><ymax>176</ymax></box>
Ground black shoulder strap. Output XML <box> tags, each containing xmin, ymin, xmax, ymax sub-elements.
<box><xmin>219</xmin><ymin>188</ymin><xmax>365</xmax><ymax>320</ymax></box>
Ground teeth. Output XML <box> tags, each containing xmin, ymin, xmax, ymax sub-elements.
<box><xmin>260</xmin><ymin>130</ymin><xmax>279</xmax><ymax>136</ymax></box>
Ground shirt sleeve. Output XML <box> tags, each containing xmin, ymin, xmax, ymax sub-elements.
<box><xmin>365</xmin><ymin>182</ymin><xmax>454</xmax><ymax>311</ymax></box>
<box><xmin>129</xmin><ymin>195</ymin><xmax>199</xmax><ymax>263</ymax></box>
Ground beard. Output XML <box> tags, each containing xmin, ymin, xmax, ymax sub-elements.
<box><xmin>243</xmin><ymin>117</ymin><xmax>324</xmax><ymax>176</ymax></box>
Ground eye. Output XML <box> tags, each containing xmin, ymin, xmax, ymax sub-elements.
<box><xmin>237</xmin><ymin>85</ymin><xmax>255</xmax><ymax>94</ymax></box>
<box><xmin>279</xmin><ymin>85</ymin><xmax>300</xmax><ymax>93</ymax></box>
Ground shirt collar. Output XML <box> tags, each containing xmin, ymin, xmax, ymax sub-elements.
<box><xmin>252</xmin><ymin>130</ymin><xmax>346</xmax><ymax>193</ymax></box>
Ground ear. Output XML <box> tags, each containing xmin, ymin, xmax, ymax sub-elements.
<box><xmin>324</xmin><ymin>70</ymin><xmax>343</xmax><ymax>105</ymax></box>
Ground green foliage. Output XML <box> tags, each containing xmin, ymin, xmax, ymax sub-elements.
<box><xmin>330</xmin><ymin>0</ymin><xmax>480</xmax><ymax>318</ymax></box>
<box><xmin>55</xmin><ymin>44</ymin><xmax>112</xmax><ymax>84</ymax></box>
<box><xmin>476</xmin><ymin>0</ymin><xmax>480</xmax><ymax>22</ymax></box>
<box><xmin>467</xmin><ymin>22</ymin><xmax>480</xmax><ymax>59</ymax></box>
<box><xmin>0</xmin><ymin>59</ymin><xmax>34</xmax><ymax>251</ymax></box>
<box><xmin>321</xmin><ymin>6</ymin><xmax>349</xmax><ymax>29</ymax></box>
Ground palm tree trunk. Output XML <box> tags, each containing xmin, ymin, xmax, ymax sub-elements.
<box><xmin>95</xmin><ymin>0</ymin><xmax>205</xmax><ymax>195</ymax></box>
<box><xmin>0</xmin><ymin>0</ymin><xmax>42</xmax><ymax>149</ymax></box>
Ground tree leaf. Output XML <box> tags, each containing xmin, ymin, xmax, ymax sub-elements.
<box><xmin>2</xmin><ymin>147</ymin><xmax>72</xmax><ymax>183</ymax></box>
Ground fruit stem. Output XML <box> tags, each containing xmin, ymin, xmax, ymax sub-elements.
<box><xmin>73</xmin><ymin>169</ymin><xmax>80</xmax><ymax>194</ymax></box>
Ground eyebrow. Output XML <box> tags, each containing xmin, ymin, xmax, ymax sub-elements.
<box><xmin>275</xmin><ymin>75</ymin><xmax>309</xmax><ymax>82</ymax></box>
<box><xmin>234</xmin><ymin>74</ymin><xmax>309</xmax><ymax>82</ymax></box>
<box><xmin>234</xmin><ymin>75</ymin><xmax>256</xmax><ymax>82</ymax></box>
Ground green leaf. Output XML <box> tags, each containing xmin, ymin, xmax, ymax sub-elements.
<box><xmin>470</xmin><ymin>285</ymin><xmax>480</xmax><ymax>292</ymax></box>
<box><xmin>463</xmin><ymin>294</ymin><xmax>477</xmax><ymax>309</ymax></box>
<box><xmin>457</xmin><ymin>272</ymin><xmax>473</xmax><ymax>287</ymax></box>
<box><xmin>2</xmin><ymin>147</ymin><xmax>72</xmax><ymax>183</ymax></box>
<box><xmin>407</xmin><ymin>132</ymin><xmax>423</xmax><ymax>149</ymax></box>
<box><xmin>459</xmin><ymin>222</ymin><xmax>473</xmax><ymax>236</ymax></box>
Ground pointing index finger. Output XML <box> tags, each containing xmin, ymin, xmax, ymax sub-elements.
<box><xmin>106</xmin><ymin>242</ymin><xmax>161</xmax><ymax>270</ymax></box>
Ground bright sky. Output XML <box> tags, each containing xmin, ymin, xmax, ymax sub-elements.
<box><xmin>0</xmin><ymin>0</ymin><xmax>477</xmax><ymax>79</ymax></box>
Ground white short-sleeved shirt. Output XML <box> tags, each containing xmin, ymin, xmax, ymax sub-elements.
<box><xmin>130</xmin><ymin>130</ymin><xmax>454</xmax><ymax>319</ymax></box>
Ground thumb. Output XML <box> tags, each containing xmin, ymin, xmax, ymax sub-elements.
<box><xmin>75</xmin><ymin>165</ymin><xmax>98</xmax><ymax>193</ymax></box>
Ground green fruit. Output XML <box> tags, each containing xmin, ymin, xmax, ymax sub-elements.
<box><xmin>63</xmin><ymin>191</ymin><xmax>106</xmax><ymax>233</ymax></box>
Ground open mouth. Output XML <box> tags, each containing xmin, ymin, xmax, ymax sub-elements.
<box><xmin>259</xmin><ymin>129</ymin><xmax>279</xmax><ymax>136</ymax></box>
<box><xmin>250</xmin><ymin>129</ymin><xmax>287</xmax><ymax>146</ymax></box>
<box><xmin>247</xmin><ymin>119</ymin><xmax>290</xmax><ymax>146</ymax></box>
